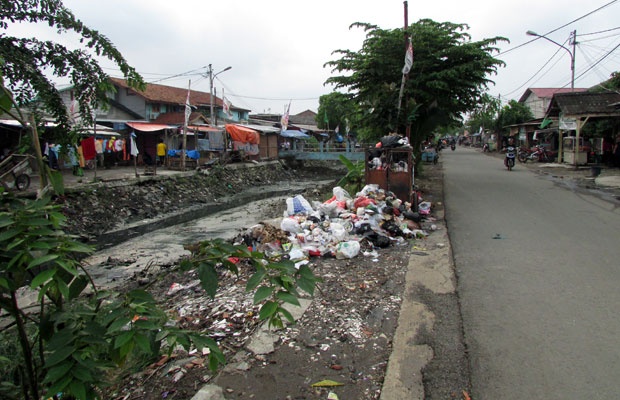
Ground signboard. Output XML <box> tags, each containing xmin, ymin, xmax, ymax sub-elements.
<box><xmin>559</xmin><ymin>116</ymin><xmax>577</xmax><ymax>130</ymax></box>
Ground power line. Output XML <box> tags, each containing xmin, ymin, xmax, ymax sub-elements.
<box><xmin>497</xmin><ymin>0</ymin><xmax>618</xmax><ymax>57</ymax></box>
<box><xmin>494</xmin><ymin>0</ymin><xmax>619</xmax><ymax>97</ymax></box>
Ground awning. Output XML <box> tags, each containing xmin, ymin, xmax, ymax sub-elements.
<box><xmin>126</xmin><ymin>121</ymin><xmax>173</xmax><ymax>132</ymax></box>
<box><xmin>189</xmin><ymin>125</ymin><xmax>222</xmax><ymax>133</ymax></box>
<box><xmin>225</xmin><ymin>124</ymin><xmax>260</xmax><ymax>144</ymax></box>
<box><xmin>280</xmin><ymin>130</ymin><xmax>311</xmax><ymax>139</ymax></box>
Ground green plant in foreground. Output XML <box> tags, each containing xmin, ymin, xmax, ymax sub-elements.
<box><xmin>0</xmin><ymin>189</ymin><xmax>321</xmax><ymax>399</ymax></box>
<box><xmin>336</xmin><ymin>154</ymin><xmax>365</xmax><ymax>195</ymax></box>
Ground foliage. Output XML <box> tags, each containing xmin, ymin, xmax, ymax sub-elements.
<box><xmin>317</xmin><ymin>91</ymin><xmax>360</xmax><ymax>133</ymax></box>
<box><xmin>324</xmin><ymin>20</ymin><xmax>507</xmax><ymax>151</ymax></box>
<box><xmin>465</xmin><ymin>92</ymin><xmax>501</xmax><ymax>134</ymax></box>
<box><xmin>0</xmin><ymin>191</ymin><xmax>321</xmax><ymax>399</ymax></box>
<box><xmin>335</xmin><ymin>154</ymin><xmax>365</xmax><ymax>195</ymax></box>
<box><xmin>0</xmin><ymin>0</ymin><xmax>145</xmax><ymax>146</ymax></box>
<box><xmin>495</xmin><ymin>100</ymin><xmax>534</xmax><ymax>134</ymax></box>
<box><xmin>592</xmin><ymin>71</ymin><xmax>620</xmax><ymax>92</ymax></box>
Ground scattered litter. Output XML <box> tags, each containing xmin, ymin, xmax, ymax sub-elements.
<box><xmin>311</xmin><ymin>379</ymin><xmax>345</xmax><ymax>388</ymax></box>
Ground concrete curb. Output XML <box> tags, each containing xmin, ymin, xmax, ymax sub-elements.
<box><xmin>381</xmin><ymin>205</ymin><xmax>456</xmax><ymax>399</ymax></box>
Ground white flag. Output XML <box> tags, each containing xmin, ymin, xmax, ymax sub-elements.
<box><xmin>280</xmin><ymin>101</ymin><xmax>291</xmax><ymax>132</ymax></box>
<box><xmin>402</xmin><ymin>37</ymin><xmax>414</xmax><ymax>75</ymax></box>
<box><xmin>184</xmin><ymin>88</ymin><xmax>191</xmax><ymax>127</ymax></box>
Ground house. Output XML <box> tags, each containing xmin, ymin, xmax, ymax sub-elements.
<box><xmin>106</xmin><ymin>78</ymin><xmax>250</xmax><ymax>124</ymax></box>
<box><xmin>57</xmin><ymin>79</ymin><xmax>252</xmax><ymax>167</ymax></box>
<box><xmin>519</xmin><ymin>88</ymin><xmax>588</xmax><ymax>119</ymax></box>
<box><xmin>544</xmin><ymin>91</ymin><xmax>620</xmax><ymax>164</ymax></box>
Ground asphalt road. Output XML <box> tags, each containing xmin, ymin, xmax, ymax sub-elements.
<box><xmin>443</xmin><ymin>146</ymin><xmax>620</xmax><ymax>400</ymax></box>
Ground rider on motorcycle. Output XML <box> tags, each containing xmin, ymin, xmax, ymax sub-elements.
<box><xmin>502</xmin><ymin>137</ymin><xmax>517</xmax><ymax>170</ymax></box>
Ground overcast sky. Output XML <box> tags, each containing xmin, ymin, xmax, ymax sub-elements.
<box><xmin>8</xmin><ymin>0</ymin><xmax>620</xmax><ymax>116</ymax></box>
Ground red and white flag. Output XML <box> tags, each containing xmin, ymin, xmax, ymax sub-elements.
<box><xmin>223</xmin><ymin>96</ymin><xmax>232</xmax><ymax>118</ymax></box>
<box><xmin>402</xmin><ymin>37</ymin><xmax>414</xmax><ymax>74</ymax></box>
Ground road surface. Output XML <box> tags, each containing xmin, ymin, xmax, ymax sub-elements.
<box><xmin>443</xmin><ymin>147</ymin><xmax>620</xmax><ymax>400</ymax></box>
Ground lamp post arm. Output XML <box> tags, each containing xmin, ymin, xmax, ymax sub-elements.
<box><xmin>526</xmin><ymin>30</ymin><xmax>575</xmax><ymax>90</ymax></box>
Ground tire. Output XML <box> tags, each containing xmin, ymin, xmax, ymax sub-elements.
<box><xmin>15</xmin><ymin>174</ymin><xmax>30</xmax><ymax>190</ymax></box>
<box><xmin>518</xmin><ymin>152</ymin><xmax>528</xmax><ymax>163</ymax></box>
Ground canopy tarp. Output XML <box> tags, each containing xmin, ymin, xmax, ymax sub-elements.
<box><xmin>225</xmin><ymin>124</ymin><xmax>260</xmax><ymax>144</ymax></box>
<box><xmin>280</xmin><ymin>130</ymin><xmax>311</xmax><ymax>139</ymax></box>
<box><xmin>126</xmin><ymin>121</ymin><xmax>173</xmax><ymax>132</ymax></box>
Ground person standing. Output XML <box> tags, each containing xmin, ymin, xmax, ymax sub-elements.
<box><xmin>157</xmin><ymin>138</ymin><xmax>167</xmax><ymax>167</ymax></box>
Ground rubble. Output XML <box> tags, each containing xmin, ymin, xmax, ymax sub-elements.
<box><xmin>69</xmin><ymin>161</ymin><xmax>442</xmax><ymax>400</ymax></box>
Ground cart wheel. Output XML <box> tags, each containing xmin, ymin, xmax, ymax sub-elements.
<box><xmin>15</xmin><ymin>174</ymin><xmax>30</xmax><ymax>191</ymax></box>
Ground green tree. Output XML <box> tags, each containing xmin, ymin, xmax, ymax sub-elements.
<box><xmin>495</xmin><ymin>99</ymin><xmax>534</xmax><ymax>134</ymax></box>
<box><xmin>465</xmin><ymin>92</ymin><xmax>501</xmax><ymax>135</ymax></box>
<box><xmin>317</xmin><ymin>91</ymin><xmax>359</xmax><ymax>132</ymax></box>
<box><xmin>324</xmin><ymin>20</ymin><xmax>507</xmax><ymax>151</ymax></box>
<box><xmin>0</xmin><ymin>0</ymin><xmax>144</xmax><ymax>146</ymax></box>
<box><xmin>0</xmin><ymin>0</ymin><xmax>146</xmax><ymax>194</ymax></box>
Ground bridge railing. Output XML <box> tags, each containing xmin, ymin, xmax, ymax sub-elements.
<box><xmin>278</xmin><ymin>141</ymin><xmax>371</xmax><ymax>161</ymax></box>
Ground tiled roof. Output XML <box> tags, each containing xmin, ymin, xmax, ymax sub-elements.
<box><xmin>519</xmin><ymin>87</ymin><xmax>588</xmax><ymax>102</ymax></box>
<box><xmin>547</xmin><ymin>92</ymin><xmax>620</xmax><ymax>117</ymax></box>
<box><xmin>110</xmin><ymin>77</ymin><xmax>219</xmax><ymax>107</ymax></box>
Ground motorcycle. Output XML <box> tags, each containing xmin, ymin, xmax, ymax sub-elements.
<box><xmin>503</xmin><ymin>145</ymin><xmax>516</xmax><ymax>171</ymax></box>
<box><xmin>519</xmin><ymin>145</ymin><xmax>554</xmax><ymax>163</ymax></box>
<box><xmin>482</xmin><ymin>143</ymin><xmax>490</xmax><ymax>152</ymax></box>
<box><xmin>450</xmin><ymin>143</ymin><xmax>456</xmax><ymax>151</ymax></box>
<box><xmin>517</xmin><ymin>147</ymin><xmax>530</xmax><ymax>163</ymax></box>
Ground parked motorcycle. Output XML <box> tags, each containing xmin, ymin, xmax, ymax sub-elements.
<box><xmin>450</xmin><ymin>143</ymin><xmax>456</xmax><ymax>151</ymax></box>
<box><xmin>519</xmin><ymin>145</ymin><xmax>555</xmax><ymax>163</ymax></box>
<box><xmin>482</xmin><ymin>143</ymin><xmax>490</xmax><ymax>152</ymax></box>
<box><xmin>517</xmin><ymin>147</ymin><xmax>531</xmax><ymax>163</ymax></box>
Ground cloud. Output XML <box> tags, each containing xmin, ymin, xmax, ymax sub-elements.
<box><xmin>7</xmin><ymin>0</ymin><xmax>620</xmax><ymax>114</ymax></box>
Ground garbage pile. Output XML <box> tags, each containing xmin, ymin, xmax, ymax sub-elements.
<box><xmin>235</xmin><ymin>184</ymin><xmax>433</xmax><ymax>262</ymax></box>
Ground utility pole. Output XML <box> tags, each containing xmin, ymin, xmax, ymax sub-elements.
<box><xmin>208</xmin><ymin>64</ymin><xmax>232</xmax><ymax>127</ymax></box>
<box><xmin>208</xmin><ymin>64</ymin><xmax>214</xmax><ymax>126</ymax></box>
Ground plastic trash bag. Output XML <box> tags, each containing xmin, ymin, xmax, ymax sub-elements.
<box><xmin>280</xmin><ymin>217</ymin><xmax>302</xmax><ymax>233</ymax></box>
<box><xmin>286</xmin><ymin>194</ymin><xmax>314</xmax><ymax>215</ymax></box>
<box><xmin>418</xmin><ymin>201</ymin><xmax>431</xmax><ymax>215</ymax></box>
<box><xmin>335</xmin><ymin>240</ymin><xmax>361</xmax><ymax>259</ymax></box>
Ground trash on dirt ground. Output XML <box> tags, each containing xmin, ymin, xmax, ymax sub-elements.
<box><xmin>235</xmin><ymin>184</ymin><xmax>434</xmax><ymax>261</ymax></box>
<box><xmin>311</xmin><ymin>379</ymin><xmax>345</xmax><ymax>387</ymax></box>
<box><xmin>327</xmin><ymin>392</ymin><xmax>340</xmax><ymax>400</ymax></box>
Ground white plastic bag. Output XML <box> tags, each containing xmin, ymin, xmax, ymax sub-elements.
<box><xmin>330</xmin><ymin>222</ymin><xmax>347</xmax><ymax>242</ymax></box>
<box><xmin>280</xmin><ymin>217</ymin><xmax>302</xmax><ymax>233</ymax></box>
<box><xmin>332</xmin><ymin>186</ymin><xmax>352</xmax><ymax>201</ymax></box>
<box><xmin>335</xmin><ymin>240</ymin><xmax>361</xmax><ymax>259</ymax></box>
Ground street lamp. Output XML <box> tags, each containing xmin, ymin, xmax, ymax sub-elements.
<box><xmin>526</xmin><ymin>30</ymin><xmax>576</xmax><ymax>90</ymax></box>
<box><xmin>526</xmin><ymin>30</ymin><xmax>578</xmax><ymax>166</ymax></box>
<box><xmin>208</xmin><ymin>64</ymin><xmax>232</xmax><ymax>127</ymax></box>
